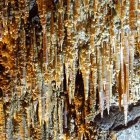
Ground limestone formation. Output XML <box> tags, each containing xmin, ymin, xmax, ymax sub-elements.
<box><xmin>0</xmin><ymin>0</ymin><xmax>140</xmax><ymax>139</ymax></box>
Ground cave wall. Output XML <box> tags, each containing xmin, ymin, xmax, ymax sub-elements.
<box><xmin>0</xmin><ymin>0</ymin><xmax>140</xmax><ymax>139</ymax></box>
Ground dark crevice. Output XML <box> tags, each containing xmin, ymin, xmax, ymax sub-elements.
<box><xmin>113</xmin><ymin>116</ymin><xmax>140</xmax><ymax>131</ymax></box>
<box><xmin>29</xmin><ymin>3</ymin><xmax>38</xmax><ymax>21</ymax></box>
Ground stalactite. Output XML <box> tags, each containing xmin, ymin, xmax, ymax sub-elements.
<box><xmin>0</xmin><ymin>0</ymin><xmax>140</xmax><ymax>139</ymax></box>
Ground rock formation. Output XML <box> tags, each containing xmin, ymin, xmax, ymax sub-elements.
<box><xmin>0</xmin><ymin>0</ymin><xmax>140</xmax><ymax>139</ymax></box>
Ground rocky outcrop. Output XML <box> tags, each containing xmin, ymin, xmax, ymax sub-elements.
<box><xmin>95</xmin><ymin>102</ymin><xmax>140</xmax><ymax>139</ymax></box>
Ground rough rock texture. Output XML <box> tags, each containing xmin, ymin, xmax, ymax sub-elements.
<box><xmin>94</xmin><ymin>102</ymin><xmax>140</xmax><ymax>139</ymax></box>
<box><xmin>0</xmin><ymin>0</ymin><xmax>140</xmax><ymax>139</ymax></box>
<box><xmin>115</xmin><ymin>120</ymin><xmax>140</xmax><ymax>140</ymax></box>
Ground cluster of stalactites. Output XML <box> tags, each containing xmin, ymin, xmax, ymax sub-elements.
<box><xmin>35</xmin><ymin>0</ymin><xmax>139</xmax><ymax>126</ymax></box>
<box><xmin>0</xmin><ymin>0</ymin><xmax>140</xmax><ymax>139</ymax></box>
